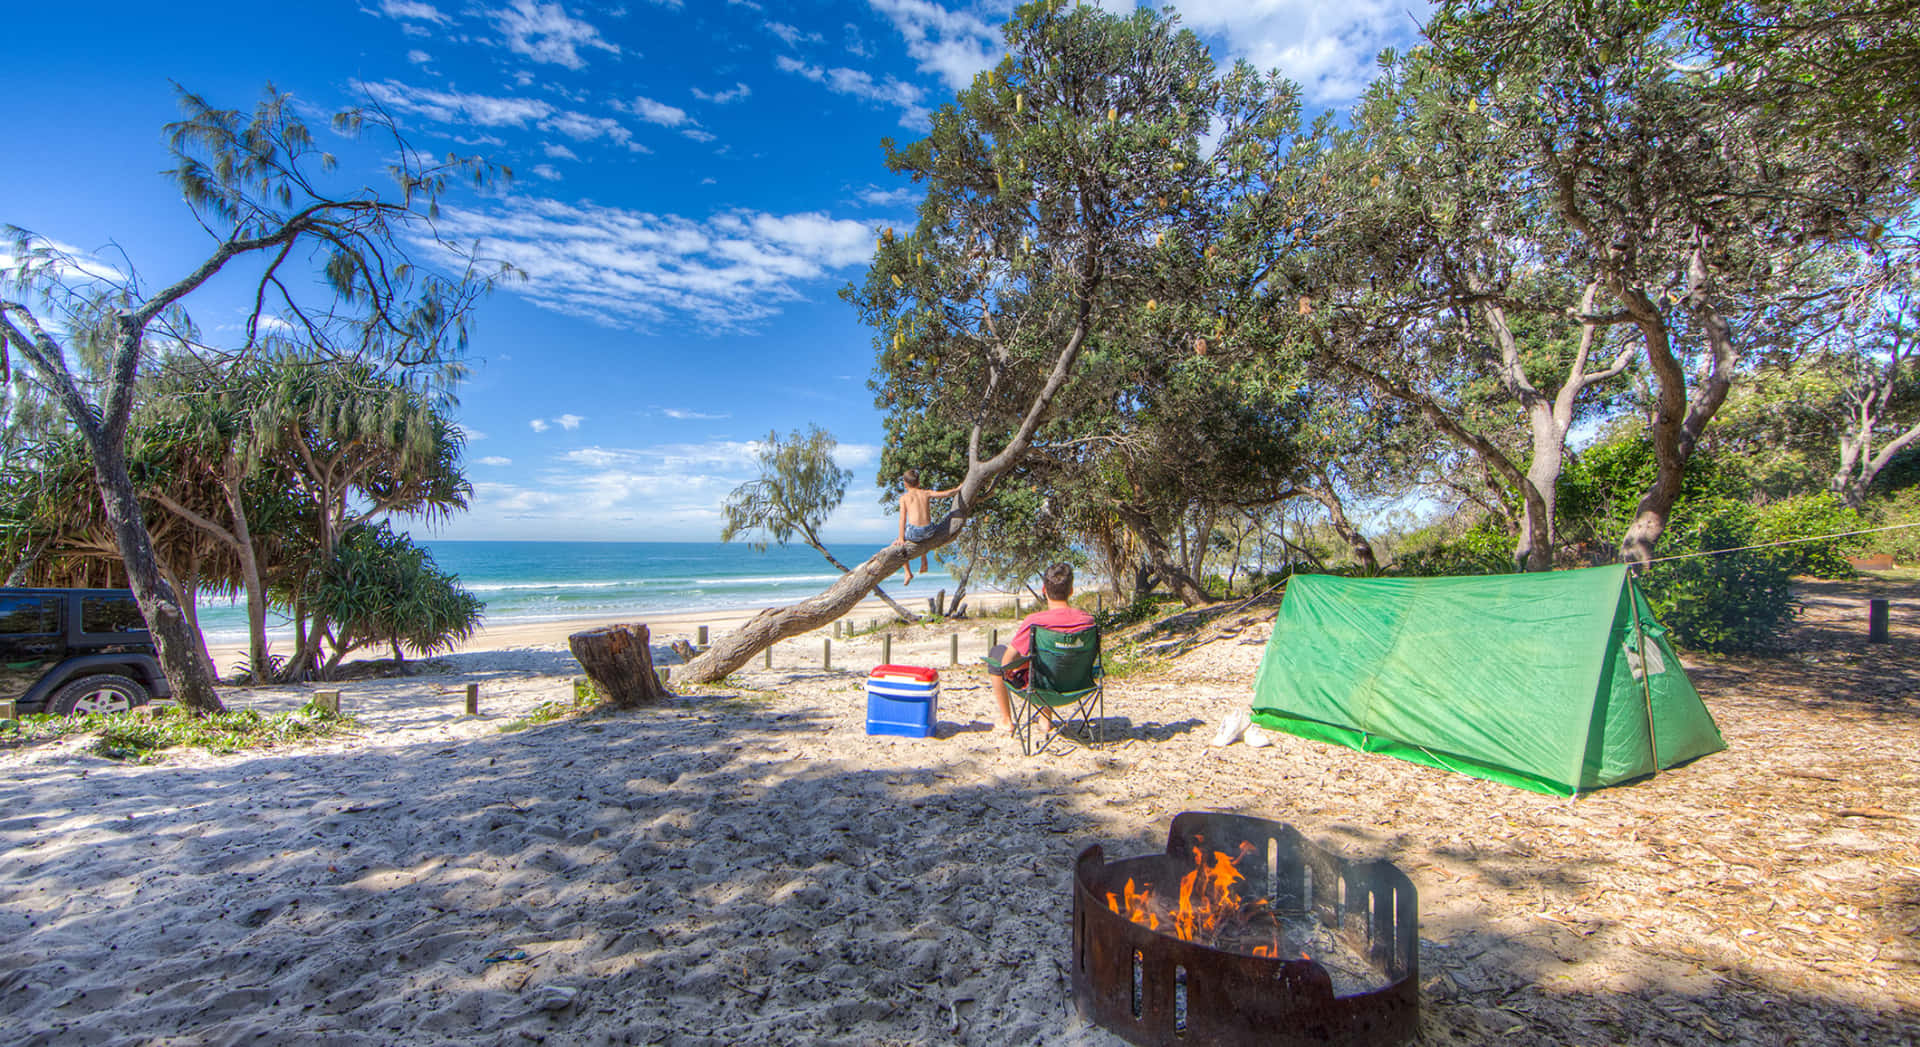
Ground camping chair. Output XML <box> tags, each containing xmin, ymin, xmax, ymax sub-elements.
<box><xmin>988</xmin><ymin>625</ymin><xmax>1105</xmax><ymax>756</ymax></box>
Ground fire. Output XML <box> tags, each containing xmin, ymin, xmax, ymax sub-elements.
<box><xmin>1104</xmin><ymin>838</ymin><xmax>1269</xmax><ymax>951</ymax></box>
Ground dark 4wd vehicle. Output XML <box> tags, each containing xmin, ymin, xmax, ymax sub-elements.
<box><xmin>0</xmin><ymin>588</ymin><xmax>172</xmax><ymax>716</ymax></box>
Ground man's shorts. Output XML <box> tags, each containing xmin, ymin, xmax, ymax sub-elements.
<box><xmin>985</xmin><ymin>643</ymin><xmax>1028</xmax><ymax>687</ymax></box>
<box><xmin>904</xmin><ymin>522</ymin><xmax>940</xmax><ymax>542</ymax></box>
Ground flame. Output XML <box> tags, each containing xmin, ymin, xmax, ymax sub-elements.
<box><xmin>1106</xmin><ymin>838</ymin><xmax>1264</xmax><ymax>949</ymax></box>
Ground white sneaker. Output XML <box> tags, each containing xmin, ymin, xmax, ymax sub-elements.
<box><xmin>1211</xmin><ymin>710</ymin><xmax>1252</xmax><ymax>747</ymax></box>
<box><xmin>1244</xmin><ymin>726</ymin><xmax>1273</xmax><ymax>748</ymax></box>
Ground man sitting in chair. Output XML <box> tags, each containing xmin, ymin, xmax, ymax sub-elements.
<box><xmin>985</xmin><ymin>562</ymin><xmax>1096</xmax><ymax>736</ymax></box>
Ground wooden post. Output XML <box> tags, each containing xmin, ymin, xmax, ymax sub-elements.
<box><xmin>312</xmin><ymin>690</ymin><xmax>341</xmax><ymax>715</ymax></box>
<box><xmin>950</xmin><ymin>633</ymin><xmax>959</xmax><ymax>667</ymax></box>
<box><xmin>1096</xmin><ymin>593</ymin><xmax>1104</xmax><ymax>614</ymax></box>
<box><xmin>568</xmin><ymin>623</ymin><xmax>672</xmax><ymax>707</ymax></box>
<box><xmin>833</xmin><ymin>620</ymin><xmax>842</xmax><ymax>637</ymax></box>
<box><xmin>881</xmin><ymin>634</ymin><xmax>892</xmax><ymax>665</ymax></box>
<box><xmin>822</xmin><ymin>637</ymin><xmax>832</xmax><ymax>670</ymax></box>
<box><xmin>1870</xmin><ymin>598</ymin><xmax>1890</xmax><ymax>643</ymax></box>
<box><xmin>989</xmin><ymin>628</ymin><xmax>999</xmax><ymax>650</ymax></box>
<box><xmin>764</xmin><ymin>646</ymin><xmax>773</xmax><ymax>669</ymax></box>
<box><xmin>697</xmin><ymin>625</ymin><xmax>709</xmax><ymax>647</ymax></box>
<box><xmin>464</xmin><ymin>683</ymin><xmax>479</xmax><ymax>715</ymax></box>
<box><xmin>938</xmin><ymin>588</ymin><xmax>947</xmax><ymax>617</ymax></box>
<box><xmin>0</xmin><ymin>699</ymin><xmax>17</xmax><ymax>721</ymax></box>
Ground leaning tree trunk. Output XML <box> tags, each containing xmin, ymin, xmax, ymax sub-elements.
<box><xmin>807</xmin><ymin>539</ymin><xmax>919</xmax><ymax>622</ymax></box>
<box><xmin>570</xmin><ymin>623</ymin><xmax>673</xmax><ymax>707</ymax></box>
<box><xmin>88</xmin><ymin>444</ymin><xmax>224</xmax><ymax>712</ymax></box>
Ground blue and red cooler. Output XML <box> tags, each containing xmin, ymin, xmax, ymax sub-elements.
<box><xmin>865</xmin><ymin>664</ymin><xmax>939</xmax><ymax>737</ymax></box>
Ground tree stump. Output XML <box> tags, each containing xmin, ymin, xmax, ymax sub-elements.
<box><xmin>569</xmin><ymin>624</ymin><xmax>672</xmax><ymax>707</ymax></box>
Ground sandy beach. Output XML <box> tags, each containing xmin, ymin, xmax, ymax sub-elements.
<box><xmin>3</xmin><ymin>582</ymin><xmax>1917</xmax><ymax>1045</ymax></box>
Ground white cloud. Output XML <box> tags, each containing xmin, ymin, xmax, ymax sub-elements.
<box><xmin>415</xmin><ymin>196</ymin><xmax>874</xmax><ymax>331</ymax></box>
<box><xmin>531</xmin><ymin>163</ymin><xmax>563</xmax><ymax>180</ymax></box>
<box><xmin>1171</xmin><ymin>0</ymin><xmax>1432</xmax><ymax>105</ymax></box>
<box><xmin>555</xmin><ymin>413</ymin><xmax>584</xmax><ymax>430</ymax></box>
<box><xmin>543</xmin><ymin>142</ymin><xmax>579</xmax><ymax>159</ymax></box>
<box><xmin>376</xmin><ymin>0</ymin><xmax>452</xmax><ymax>25</ymax></box>
<box><xmin>775</xmin><ymin>55</ymin><xmax>926</xmax><ymax>126</ymax></box>
<box><xmin>868</xmin><ymin>0</ymin><xmax>1000</xmax><ymax>90</ymax></box>
<box><xmin>681</xmin><ymin>128</ymin><xmax>717</xmax><ymax>144</ymax></box>
<box><xmin>446</xmin><ymin>437</ymin><xmax>902</xmax><ymax>540</ymax></box>
<box><xmin>354</xmin><ymin>79</ymin><xmax>641</xmax><ymax>150</ymax></box>
<box><xmin>663</xmin><ymin>407</ymin><xmax>731</xmax><ymax>420</ymax></box>
<box><xmin>475</xmin><ymin>456</ymin><xmax>514</xmax><ymax>466</ymax></box>
<box><xmin>530</xmin><ymin>419</ymin><xmax>550</xmax><ymax>432</ymax></box>
<box><xmin>691</xmin><ymin>82</ymin><xmax>751</xmax><ymax>104</ymax></box>
<box><xmin>625</xmin><ymin>95</ymin><xmax>689</xmax><ymax>127</ymax></box>
<box><xmin>765</xmin><ymin>21</ymin><xmax>822</xmax><ymax>47</ymax></box>
<box><xmin>487</xmin><ymin>0</ymin><xmax>621</xmax><ymax>70</ymax></box>
<box><xmin>406</xmin><ymin>49</ymin><xmax>434</xmax><ymax>65</ymax></box>
<box><xmin>0</xmin><ymin>236</ymin><xmax>128</xmax><ymax>286</ymax></box>
<box><xmin>857</xmin><ymin>185</ymin><xmax>918</xmax><ymax>207</ymax></box>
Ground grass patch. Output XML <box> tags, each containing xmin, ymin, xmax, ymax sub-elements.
<box><xmin>0</xmin><ymin>704</ymin><xmax>359</xmax><ymax>762</ymax></box>
<box><xmin>499</xmin><ymin>678</ymin><xmax>602</xmax><ymax>732</ymax></box>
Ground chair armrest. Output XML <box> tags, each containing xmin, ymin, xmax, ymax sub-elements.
<box><xmin>982</xmin><ymin>649</ymin><xmax>1032</xmax><ymax>673</ymax></box>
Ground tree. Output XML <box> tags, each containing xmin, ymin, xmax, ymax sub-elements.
<box><xmin>0</xmin><ymin>87</ymin><xmax>504</xmax><ymax>711</ymax></box>
<box><xmin>309</xmin><ymin>522</ymin><xmax>481</xmax><ymax>672</ymax></box>
<box><xmin>720</xmin><ymin>425</ymin><xmax>920</xmax><ymax>622</ymax></box>
<box><xmin>1429</xmin><ymin>0</ymin><xmax>1905</xmax><ymax>564</ymax></box>
<box><xmin>678</xmin><ymin>1</ymin><xmax>1282</xmax><ymax>682</ymax></box>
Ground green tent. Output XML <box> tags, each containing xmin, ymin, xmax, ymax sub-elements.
<box><xmin>1249</xmin><ymin>565</ymin><xmax>1725</xmax><ymax>796</ymax></box>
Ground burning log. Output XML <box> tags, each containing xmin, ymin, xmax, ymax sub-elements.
<box><xmin>569</xmin><ymin>623</ymin><xmax>672</xmax><ymax>707</ymax></box>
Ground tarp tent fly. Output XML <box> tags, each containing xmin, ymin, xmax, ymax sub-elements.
<box><xmin>1250</xmin><ymin>564</ymin><xmax>1725</xmax><ymax>796</ymax></box>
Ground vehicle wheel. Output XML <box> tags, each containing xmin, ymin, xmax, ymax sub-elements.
<box><xmin>50</xmin><ymin>674</ymin><xmax>151</xmax><ymax>717</ymax></box>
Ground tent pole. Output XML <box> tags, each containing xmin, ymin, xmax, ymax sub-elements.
<box><xmin>1626</xmin><ymin>579</ymin><xmax>1661</xmax><ymax>778</ymax></box>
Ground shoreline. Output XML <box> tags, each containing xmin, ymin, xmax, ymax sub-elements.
<box><xmin>204</xmin><ymin>588</ymin><xmax>1027</xmax><ymax>674</ymax></box>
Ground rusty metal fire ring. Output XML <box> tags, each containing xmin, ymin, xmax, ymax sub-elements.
<box><xmin>1072</xmin><ymin>812</ymin><xmax>1419</xmax><ymax>1046</ymax></box>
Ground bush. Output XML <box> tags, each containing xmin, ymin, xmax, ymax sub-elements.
<box><xmin>1861</xmin><ymin>487</ymin><xmax>1920</xmax><ymax>563</ymax></box>
<box><xmin>1639</xmin><ymin>500</ymin><xmax>1798</xmax><ymax>652</ymax></box>
<box><xmin>1751</xmin><ymin>492</ymin><xmax>1859</xmax><ymax>578</ymax></box>
<box><xmin>1390</xmin><ymin>524</ymin><xmax>1513</xmax><ymax>577</ymax></box>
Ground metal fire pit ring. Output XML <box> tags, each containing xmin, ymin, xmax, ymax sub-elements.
<box><xmin>1072</xmin><ymin>812</ymin><xmax>1419</xmax><ymax>1046</ymax></box>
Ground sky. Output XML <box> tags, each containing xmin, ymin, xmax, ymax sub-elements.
<box><xmin>3</xmin><ymin>0</ymin><xmax>1428</xmax><ymax>543</ymax></box>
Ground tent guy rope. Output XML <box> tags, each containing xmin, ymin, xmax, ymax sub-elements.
<box><xmin>1637</xmin><ymin>520</ymin><xmax>1920</xmax><ymax>566</ymax></box>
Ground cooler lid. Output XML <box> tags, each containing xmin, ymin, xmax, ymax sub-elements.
<box><xmin>869</xmin><ymin>663</ymin><xmax>939</xmax><ymax>682</ymax></box>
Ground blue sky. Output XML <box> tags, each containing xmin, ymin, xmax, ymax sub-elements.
<box><xmin>4</xmin><ymin>0</ymin><xmax>1426</xmax><ymax>543</ymax></box>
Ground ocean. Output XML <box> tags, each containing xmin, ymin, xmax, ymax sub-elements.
<box><xmin>193</xmin><ymin>540</ymin><xmax>955</xmax><ymax>646</ymax></box>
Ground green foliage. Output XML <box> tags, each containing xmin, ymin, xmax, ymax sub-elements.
<box><xmin>311</xmin><ymin>523</ymin><xmax>482</xmax><ymax>662</ymax></box>
<box><xmin>3</xmin><ymin>704</ymin><xmax>356</xmax><ymax>761</ymax></box>
<box><xmin>1638</xmin><ymin>500</ymin><xmax>1799</xmax><ymax>653</ymax></box>
<box><xmin>1391</xmin><ymin>526</ymin><xmax>1513</xmax><ymax>577</ymax></box>
<box><xmin>1862</xmin><ymin>487</ymin><xmax>1920</xmax><ymax>562</ymax></box>
<box><xmin>1753</xmin><ymin>492</ymin><xmax>1860</xmax><ymax>578</ymax></box>
<box><xmin>721</xmin><ymin>426</ymin><xmax>852</xmax><ymax>553</ymax></box>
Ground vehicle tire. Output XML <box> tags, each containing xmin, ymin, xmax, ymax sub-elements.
<box><xmin>50</xmin><ymin>673</ymin><xmax>151</xmax><ymax>717</ymax></box>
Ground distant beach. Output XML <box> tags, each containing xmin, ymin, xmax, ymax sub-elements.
<box><xmin>195</xmin><ymin>540</ymin><xmax>965</xmax><ymax>656</ymax></box>
<box><xmin>197</xmin><ymin>540</ymin><xmax>1002</xmax><ymax>672</ymax></box>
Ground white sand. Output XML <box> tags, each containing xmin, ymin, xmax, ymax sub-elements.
<box><xmin>6</xmin><ymin>591</ymin><xmax>1916</xmax><ymax>1044</ymax></box>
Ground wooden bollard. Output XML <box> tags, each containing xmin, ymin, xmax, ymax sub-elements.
<box><xmin>697</xmin><ymin>625</ymin><xmax>709</xmax><ymax>647</ymax></box>
<box><xmin>989</xmin><ymin>628</ymin><xmax>999</xmax><ymax>650</ymax></box>
<box><xmin>1870</xmin><ymin>598</ymin><xmax>1889</xmax><ymax>643</ymax></box>
<box><xmin>312</xmin><ymin>690</ymin><xmax>341</xmax><ymax>715</ymax></box>
<box><xmin>464</xmin><ymin>683</ymin><xmax>479</xmax><ymax>715</ymax></box>
<box><xmin>950</xmin><ymin>633</ymin><xmax>960</xmax><ymax>666</ymax></box>
<box><xmin>764</xmin><ymin>646</ymin><xmax>773</xmax><ymax>668</ymax></box>
<box><xmin>822</xmin><ymin>638</ymin><xmax>832</xmax><ymax>670</ymax></box>
<box><xmin>881</xmin><ymin>634</ymin><xmax>892</xmax><ymax>665</ymax></box>
<box><xmin>833</xmin><ymin>621</ymin><xmax>842</xmax><ymax>637</ymax></box>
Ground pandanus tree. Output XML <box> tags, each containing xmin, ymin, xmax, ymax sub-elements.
<box><xmin>0</xmin><ymin>86</ymin><xmax>507</xmax><ymax>711</ymax></box>
<box><xmin>679</xmin><ymin>0</ymin><xmax>1295</xmax><ymax>682</ymax></box>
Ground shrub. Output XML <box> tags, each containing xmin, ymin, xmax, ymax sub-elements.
<box><xmin>1390</xmin><ymin>524</ymin><xmax>1513</xmax><ymax>577</ymax></box>
<box><xmin>1639</xmin><ymin>499</ymin><xmax>1798</xmax><ymax>652</ymax></box>
<box><xmin>1752</xmin><ymin>492</ymin><xmax>1859</xmax><ymax>578</ymax></box>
